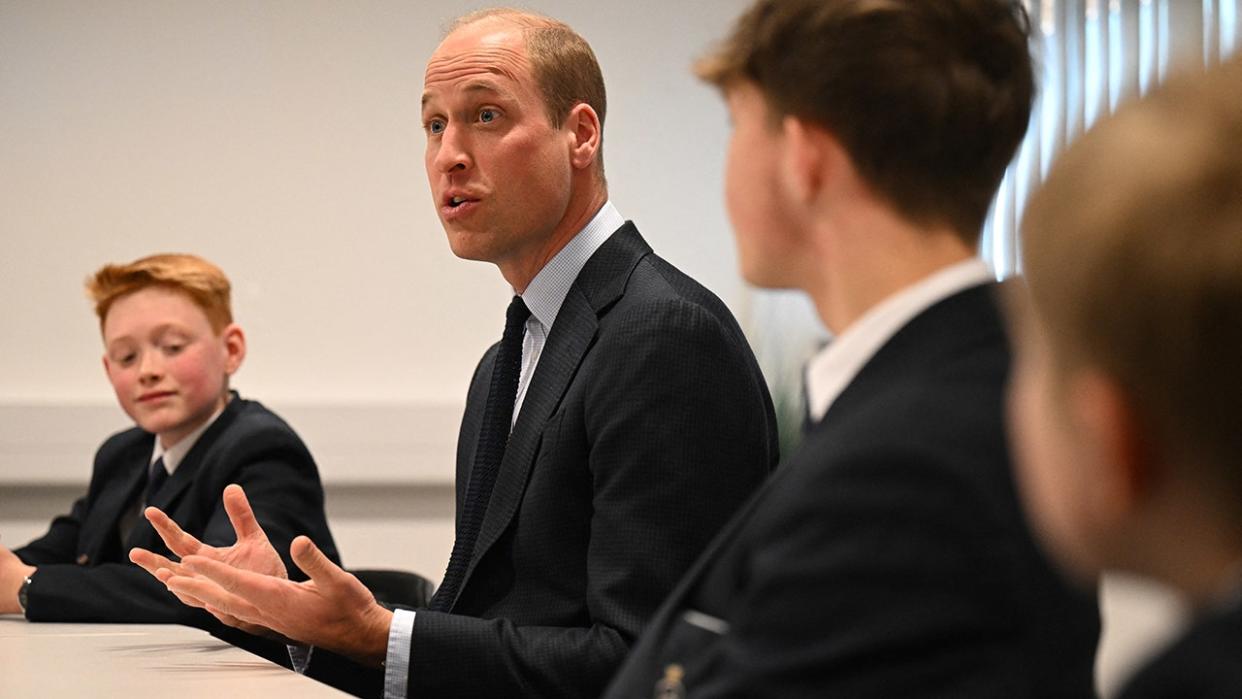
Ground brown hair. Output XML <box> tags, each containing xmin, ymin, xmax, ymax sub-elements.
<box><xmin>697</xmin><ymin>0</ymin><xmax>1034</xmax><ymax>242</ymax></box>
<box><xmin>1021</xmin><ymin>58</ymin><xmax>1242</xmax><ymax>499</ymax></box>
<box><xmin>87</xmin><ymin>253</ymin><xmax>233</xmax><ymax>334</ymax></box>
<box><xmin>450</xmin><ymin>8</ymin><xmax>607</xmax><ymax>177</ymax></box>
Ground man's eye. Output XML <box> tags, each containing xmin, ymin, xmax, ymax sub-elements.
<box><xmin>163</xmin><ymin>344</ymin><xmax>184</xmax><ymax>355</ymax></box>
<box><xmin>479</xmin><ymin>109</ymin><xmax>497</xmax><ymax>123</ymax></box>
<box><xmin>427</xmin><ymin>119</ymin><xmax>446</xmax><ymax>135</ymax></box>
<box><xmin>119</xmin><ymin>354</ymin><xmax>136</xmax><ymax>366</ymax></box>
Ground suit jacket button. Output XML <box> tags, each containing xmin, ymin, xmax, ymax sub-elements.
<box><xmin>76</xmin><ymin>554</ymin><xmax>89</xmax><ymax>565</ymax></box>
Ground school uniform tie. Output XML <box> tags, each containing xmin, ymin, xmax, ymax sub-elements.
<box><xmin>430</xmin><ymin>295</ymin><xmax>530</xmax><ymax>612</ymax></box>
<box><xmin>145</xmin><ymin>456</ymin><xmax>169</xmax><ymax>505</ymax></box>
<box><xmin>118</xmin><ymin>455</ymin><xmax>169</xmax><ymax>547</ymax></box>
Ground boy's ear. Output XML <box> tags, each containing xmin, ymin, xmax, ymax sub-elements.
<box><xmin>779</xmin><ymin>116</ymin><xmax>824</xmax><ymax>205</ymax></box>
<box><xmin>565</xmin><ymin>102</ymin><xmax>602</xmax><ymax>172</ymax></box>
<box><xmin>780</xmin><ymin>116</ymin><xmax>856</xmax><ymax>208</ymax></box>
<box><xmin>1069</xmin><ymin>370</ymin><xmax>1154</xmax><ymax>526</ymax></box>
<box><xmin>221</xmin><ymin>324</ymin><xmax>246</xmax><ymax>376</ymax></box>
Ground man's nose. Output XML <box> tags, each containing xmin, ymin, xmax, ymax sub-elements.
<box><xmin>432</xmin><ymin>124</ymin><xmax>472</xmax><ymax>173</ymax></box>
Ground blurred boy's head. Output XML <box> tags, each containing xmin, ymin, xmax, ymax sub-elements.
<box><xmin>1009</xmin><ymin>59</ymin><xmax>1242</xmax><ymax>588</ymax></box>
<box><xmin>87</xmin><ymin>254</ymin><xmax>245</xmax><ymax>448</ymax></box>
<box><xmin>696</xmin><ymin>0</ymin><xmax>1034</xmax><ymax>289</ymax></box>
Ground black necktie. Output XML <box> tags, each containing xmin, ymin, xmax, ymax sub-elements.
<box><xmin>431</xmin><ymin>296</ymin><xmax>530</xmax><ymax>612</ymax></box>
<box><xmin>145</xmin><ymin>456</ymin><xmax>169</xmax><ymax>505</ymax></box>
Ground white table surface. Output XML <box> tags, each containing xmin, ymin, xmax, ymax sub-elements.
<box><xmin>0</xmin><ymin>616</ymin><xmax>349</xmax><ymax>697</ymax></box>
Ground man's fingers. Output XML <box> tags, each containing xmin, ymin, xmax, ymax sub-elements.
<box><xmin>221</xmin><ymin>484</ymin><xmax>267</xmax><ymax>542</ymax></box>
<box><xmin>205</xmin><ymin>605</ymin><xmax>287</xmax><ymax>641</ymax></box>
<box><xmin>129</xmin><ymin>547</ymin><xmax>183</xmax><ymax>578</ymax></box>
<box><xmin>290</xmin><ymin>536</ymin><xmax>345</xmax><ymax>586</ymax></box>
<box><xmin>181</xmin><ymin>554</ymin><xmax>284</xmax><ymax>602</ymax></box>
<box><xmin>166</xmin><ymin>582</ymin><xmax>211</xmax><ymax>610</ymax></box>
<box><xmin>166</xmin><ymin>572</ymin><xmax>266</xmax><ymax>624</ymax></box>
<box><xmin>144</xmin><ymin>507</ymin><xmax>206</xmax><ymax>558</ymax></box>
<box><xmin>205</xmin><ymin>604</ymin><xmax>250</xmax><ymax>630</ymax></box>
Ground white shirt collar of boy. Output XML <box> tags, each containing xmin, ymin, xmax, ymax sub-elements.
<box><xmin>149</xmin><ymin>402</ymin><xmax>227</xmax><ymax>476</ymax></box>
<box><xmin>805</xmin><ymin>257</ymin><xmax>994</xmax><ymax>423</ymax></box>
<box><xmin>510</xmin><ymin>200</ymin><xmax>623</xmax><ymax>425</ymax></box>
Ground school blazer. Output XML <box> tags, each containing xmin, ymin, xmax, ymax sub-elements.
<box><xmin>604</xmin><ymin>284</ymin><xmax>1101</xmax><ymax>698</ymax></box>
<box><xmin>17</xmin><ymin>394</ymin><xmax>340</xmax><ymax>634</ymax></box>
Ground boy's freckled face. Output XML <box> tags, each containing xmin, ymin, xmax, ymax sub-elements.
<box><xmin>101</xmin><ymin>287</ymin><xmax>235</xmax><ymax>448</ymax></box>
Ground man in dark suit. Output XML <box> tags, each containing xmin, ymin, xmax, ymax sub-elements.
<box><xmin>605</xmin><ymin>1</ymin><xmax>1100</xmax><ymax>696</ymax></box>
<box><xmin>132</xmin><ymin>8</ymin><xmax>778</xmax><ymax>698</ymax></box>
<box><xmin>0</xmin><ymin>253</ymin><xmax>338</xmax><ymax>663</ymax></box>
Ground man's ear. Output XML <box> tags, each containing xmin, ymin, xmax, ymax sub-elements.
<box><xmin>565</xmin><ymin>103</ymin><xmax>602</xmax><ymax>171</ymax></box>
<box><xmin>1069</xmin><ymin>370</ymin><xmax>1155</xmax><ymax>525</ymax></box>
<box><xmin>221</xmin><ymin>324</ymin><xmax>247</xmax><ymax>376</ymax></box>
<box><xmin>101</xmin><ymin>354</ymin><xmax>111</xmax><ymax>376</ymax></box>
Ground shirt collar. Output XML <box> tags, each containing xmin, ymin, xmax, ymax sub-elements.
<box><xmin>149</xmin><ymin>398</ymin><xmax>229</xmax><ymax>474</ymax></box>
<box><xmin>805</xmin><ymin>258</ymin><xmax>994</xmax><ymax>422</ymax></box>
<box><xmin>520</xmin><ymin>200</ymin><xmax>624</xmax><ymax>331</ymax></box>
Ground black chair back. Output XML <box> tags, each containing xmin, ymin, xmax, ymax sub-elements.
<box><xmin>351</xmin><ymin>569</ymin><xmax>436</xmax><ymax>609</ymax></box>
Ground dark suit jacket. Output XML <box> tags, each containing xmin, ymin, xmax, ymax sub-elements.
<box><xmin>310</xmin><ymin>223</ymin><xmax>779</xmax><ymax>697</ymax></box>
<box><xmin>1117</xmin><ymin>595</ymin><xmax>1242</xmax><ymax>699</ymax></box>
<box><xmin>604</xmin><ymin>284</ymin><xmax>1101</xmax><ymax>698</ymax></box>
<box><xmin>16</xmin><ymin>394</ymin><xmax>339</xmax><ymax>638</ymax></box>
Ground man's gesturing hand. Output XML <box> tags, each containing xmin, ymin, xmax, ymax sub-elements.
<box><xmin>172</xmin><ymin>535</ymin><xmax>393</xmax><ymax>667</ymax></box>
<box><xmin>129</xmin><ymin>483</ymin><xmax>288</xmax><ymax>636</ymax></box>
<box><xmin>131</xmin><ymin>483</ymin><xmax>288</xmax><ymax>579</ymax></box>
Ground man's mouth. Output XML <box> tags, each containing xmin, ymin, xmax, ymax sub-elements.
<box><xmin>138</xmin><ymin>391</ymin><xmax>175</xmax><ymax>403</ymax></box>
<box><xmin>442</xmin><ymin>193</ymin><xmax>480</xmax><ymax>218</ymax></box>
<box><xmin>444</xmin><ymin>189</ymin><xmax>480</xmax><ymax>207</ymax></box>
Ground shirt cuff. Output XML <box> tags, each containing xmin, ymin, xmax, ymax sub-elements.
<box><xmin>384</xmin><ymin>608</ymin><xmax>417</xmax><ymax>699</ymax></box>
<box><xmin>287</xmin><ymin>643</ymin><xmax>314</xmax><ymax>674</ymax></box>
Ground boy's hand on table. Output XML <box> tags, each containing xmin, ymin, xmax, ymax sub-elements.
<box><xmin>0</xmin><ymin>543</ymin><xmax>35</xmax><ymax>615</ymax></box>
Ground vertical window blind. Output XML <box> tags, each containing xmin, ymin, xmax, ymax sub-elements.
<box><xmin>981</xmin><ymin>0</ymin><xmax>1240</xmax><ymax>277</ymax></box>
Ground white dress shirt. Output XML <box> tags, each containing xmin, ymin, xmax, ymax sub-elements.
<box><xmin>382</xmin><ymin>201</ymin><xmax>625</xmax><ymax>698</ymax></box>
<box><xmin>804</xmin><ymin>258</ymin><xmax>994</xmax><ymax>423</ymax></box>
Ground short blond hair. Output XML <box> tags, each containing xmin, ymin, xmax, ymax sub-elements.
<box><xmin>87</xmin><ymin>253</ymin><xmax>233</xmax><ymax>333</ymax></box>
<box><xmin>1021</xmin><ymin>58</ymin><xmax>1242</xmax><ymax>487</ymax></box>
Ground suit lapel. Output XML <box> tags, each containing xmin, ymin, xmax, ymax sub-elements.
<box><xmin>455</xmin><ymin>223</ymin><xmax>652</xmax><ymax>603</ymax></box>
<box><xmin>83</xmin><ymin>440</ymin><xmax>151</xmax><ymax>562</ymax></box>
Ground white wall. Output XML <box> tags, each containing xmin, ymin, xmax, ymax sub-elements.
<box><xmin>0</xmin><ymin>0</ymin><xmax>750</xmax><ymax>409</ymax></box>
